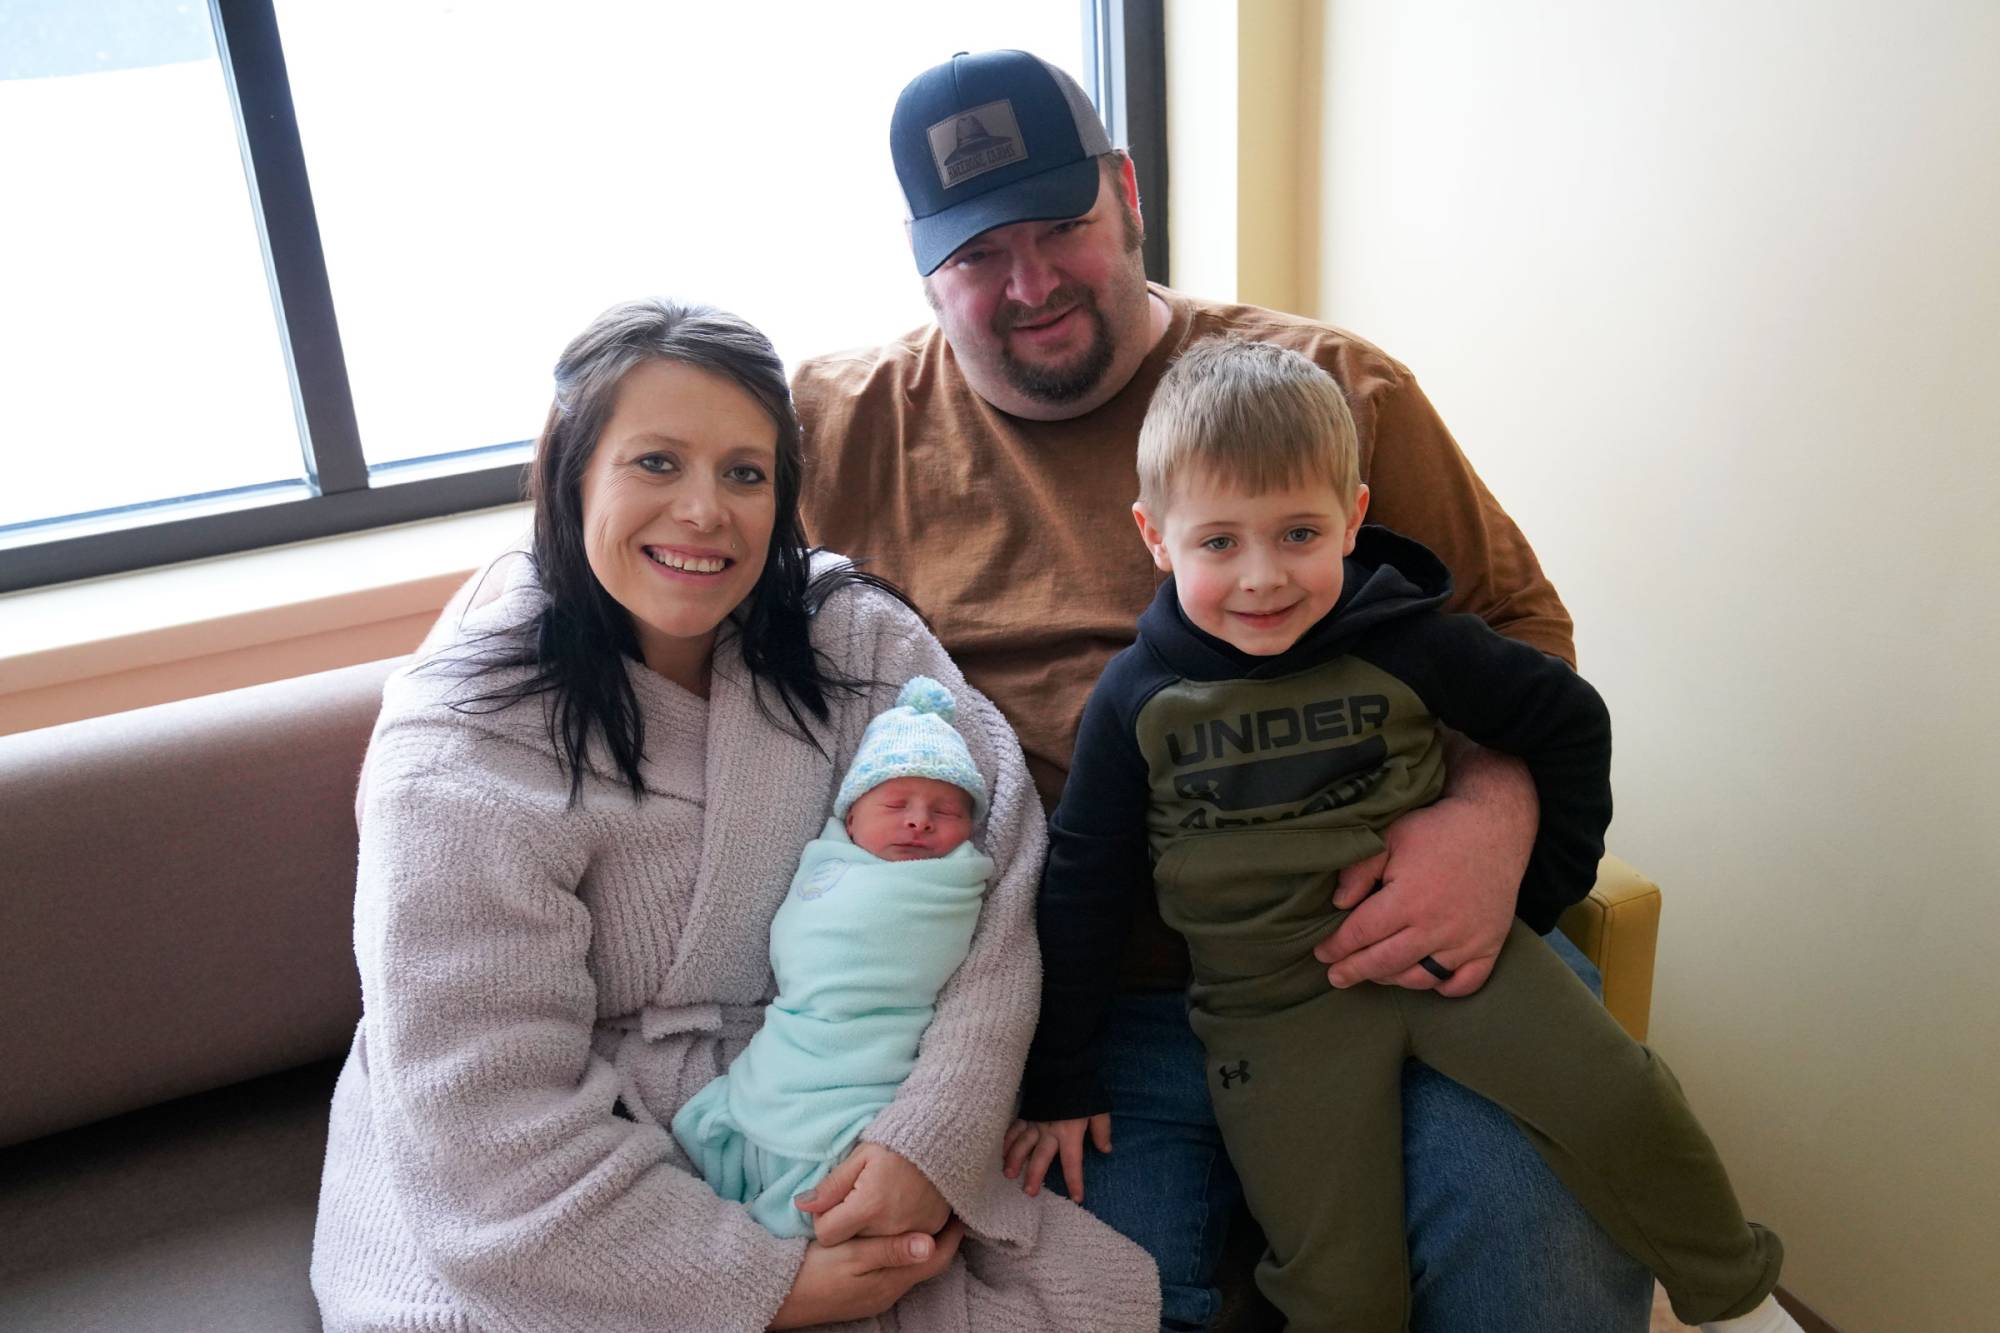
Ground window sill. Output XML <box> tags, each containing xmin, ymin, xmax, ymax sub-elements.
<box><xmin>0</xmin><ymin>504</ymin><xmax>529</xmax><ymax>736</ymax></box>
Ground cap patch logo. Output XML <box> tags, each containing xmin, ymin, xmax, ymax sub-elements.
<box><xmin>929</xmin><ymin>99</ymin><xmax>1025</xmax><ymax>189</ymax></box>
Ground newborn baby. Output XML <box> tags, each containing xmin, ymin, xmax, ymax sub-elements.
<box><xmin>671</xmin><ymin>676</ymin><xmax>994</xmax><ymax>1237</ymax></box>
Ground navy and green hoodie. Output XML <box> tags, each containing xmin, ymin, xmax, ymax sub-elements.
<box><xmin>1020</xmin><ymin>526</ymin><xmax>1612</xmax><ymax>1121</ymax></box>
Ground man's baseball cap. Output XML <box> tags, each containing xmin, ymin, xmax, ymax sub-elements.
<box><xmin>891</xmin><ymin>49</ymin><xmax>1114</xmax><ymax>276</ymax></box>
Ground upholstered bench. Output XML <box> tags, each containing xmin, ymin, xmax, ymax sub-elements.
<box><xmin>0</xmin><ymin>659</ymin><xmax>1660</xmax><ymax>1332</ymax></box>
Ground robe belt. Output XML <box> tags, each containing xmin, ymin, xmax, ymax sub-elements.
<box><xmin>622</xmin><ymin>1000</ymin><xmax>767</xmax><ymax>1043</ymax></box>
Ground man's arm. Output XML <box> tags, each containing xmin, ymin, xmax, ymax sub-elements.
<box><xmin>1303</xmin><ymin>352</ymin><xmax>1576</xmax><ymax>993</ymax></box>
<box><xmin>1317</xmin><ymin>614</ymin><xmax>1612</xmax><ymax>996</ymax></box>
<box><xmin>1314</xmin><ymin>735</ymin><xmax>1536</xmax><ymax>997</ymax></box>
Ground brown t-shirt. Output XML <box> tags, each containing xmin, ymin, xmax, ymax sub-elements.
<box><xmin>795</xmin><ymin>285</ymin><xmax>1573</xmax><ymax>988</ymax></box>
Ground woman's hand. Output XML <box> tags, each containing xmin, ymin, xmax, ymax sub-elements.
<box><xmin>1001</xmin><ymin>1114</ymin><xmax>1112</xmax><ymax>1202</ymax></box>
<box><xmin>768</xmin><ymin>1220</ymin><xmax>965</xmax><ymax>1329</ymax></box>
<box><xmin>793</xmin><ymin>1142</ymin><xmax>950</xmax><ymax>1245</ymax></box>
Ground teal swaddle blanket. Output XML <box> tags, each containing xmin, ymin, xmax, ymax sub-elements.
<box><xmin>672</xmin><ymin>818</ymin><xmax>993</xmax><ymax>1237</ymax></box>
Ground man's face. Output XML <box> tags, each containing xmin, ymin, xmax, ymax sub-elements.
<box><xmin>922</xmin><ymin>162</ymin><xmax>1154</xmax><ymax>421</ymax></box>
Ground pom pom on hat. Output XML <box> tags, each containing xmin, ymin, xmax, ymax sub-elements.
<box><xmin>834</xmin><ymin>675</ymin><xmax>988</xmax><ymax>821</ymax></box>
<box><xmin>896</xmin><ymin>676</ymin><xmax>957</xmax><ymax>721</ymax></box>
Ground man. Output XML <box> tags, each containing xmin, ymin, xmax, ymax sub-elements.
<box><xmin>796</xmin><ymin>49</ymin><xmax>1652</xmax><ymax>1333</ymax></box>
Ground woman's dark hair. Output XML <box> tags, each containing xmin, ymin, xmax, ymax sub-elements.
<box><xmin>448</xmin><ymin>298</ymin><xmax>909</xmax><ymax>804</ymax></box>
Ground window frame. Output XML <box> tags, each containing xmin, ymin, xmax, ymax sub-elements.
<box><xmin>1</xmin><ymin>0</ymin><xmax>1167</xmax><ymax>594</ymax></box>
<box><xmin>1085</xmin><ymin>0</ymin><xmax>1170</xmax><ymax>285</ymax></box>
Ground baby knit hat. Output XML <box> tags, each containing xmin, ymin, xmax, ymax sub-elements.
<box><xmin>834</xmin><ymin>676</ymin><xmax>989</xmax><ymax>821</ymax></box>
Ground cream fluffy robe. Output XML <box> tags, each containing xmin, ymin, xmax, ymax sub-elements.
<box><xmin>309</xmin><ymin>556</ymin><xmax>1157</xmax><ymax>1333</ymax></box>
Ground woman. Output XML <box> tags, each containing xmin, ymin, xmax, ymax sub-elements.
<box><xmin>309</xmin><ymin>299</ymin><xmax>1157</xmax><ymax>1332</ymax></box>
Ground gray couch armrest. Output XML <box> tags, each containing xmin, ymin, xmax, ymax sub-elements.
<box><xmin>0</xmin><ymin>658</ymin><xmax>399</xmax><ymax>1146</ymax></box>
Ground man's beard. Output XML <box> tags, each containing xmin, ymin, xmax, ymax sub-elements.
<box><xmin>992</xmin><ymin>283</ymin><xmax>1116</xmax><ymax>405</ymax></box>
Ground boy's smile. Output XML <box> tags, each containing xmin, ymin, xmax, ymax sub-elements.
<box><xmin>1133</xmin><ymin>472</ymin><xmax>1370</xmax><ymax>657</ymax></box>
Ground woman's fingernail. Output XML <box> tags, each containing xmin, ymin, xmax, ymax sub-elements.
<box><xmin>794</xmin><ymin>1188</ymin><xmax>816</xmax><ymax>1205</ymax></box>
<box><xmin>911</xmin><ymin>1237</ymin><xmax>932</xmax><ymax>1259</ymax></box>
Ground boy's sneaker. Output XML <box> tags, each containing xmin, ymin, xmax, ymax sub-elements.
<box><xmin>1700</xmin><ymin>1294</ymin><xmax>1807</xmax><ymax>1333</ymax></box>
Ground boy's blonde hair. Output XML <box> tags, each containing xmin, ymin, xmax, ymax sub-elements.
<box><xmin>1137</xmin><ymin>338</ymin><xmax>1360</xmax><ymax>514</ymax></box>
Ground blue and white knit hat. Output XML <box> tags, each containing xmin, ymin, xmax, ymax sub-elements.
<box><xmin>834</xmin><ymin>676</ymin><xmax>988</xmax><ymax>821</ymax></box>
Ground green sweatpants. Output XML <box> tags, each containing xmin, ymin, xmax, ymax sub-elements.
<box><xmin>1157</xmin><ymin>830</ymin><xmax>1783</xmax><ymax>1333</ymax></box>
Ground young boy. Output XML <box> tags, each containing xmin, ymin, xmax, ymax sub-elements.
<box><xmin>673</xmin><ymin>676</ymin><xmax>993</xmax><ymax>1238</ymax></box>
<box><xmin>1008</xmin><ymin>339</ymin><xmax>1800</xmax><ymax>1333</ymax></box>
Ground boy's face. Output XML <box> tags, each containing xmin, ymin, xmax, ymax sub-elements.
<box><xmin>1133</xmin><ymin>471</ymin><xmax>1370</xmax><ymax>656</ymax></box>
<box><xmin>844</xmin><ymin>776</ymin><xmax>975</xmax><ymax>861</ymax></box>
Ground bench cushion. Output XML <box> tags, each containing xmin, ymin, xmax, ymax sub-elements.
<box><xmin>0</xmin><ymin>1060</ymin><xmax>337</xmax><ymax>1332</ymax></box>
<box><xmin>0</xmin><ymin>659</ymin><xmax>395</xmax><ymax>1146</ymax></box>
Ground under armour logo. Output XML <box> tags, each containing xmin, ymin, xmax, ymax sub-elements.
<box><xmin>1218</xmin><ymin>1060</ymin><xmax>1251</xmax><ymax>1089</ymax></box>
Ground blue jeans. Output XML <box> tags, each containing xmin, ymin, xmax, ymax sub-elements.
<box><xmin>1054</xmin><ymin>931</ymin><xmax>1652</xmax><ymax>1332</ymax></box>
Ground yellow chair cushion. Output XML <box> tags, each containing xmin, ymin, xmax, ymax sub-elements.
<box><xmin>1556</xmin><ymin>854</ymin><xmax>1662</xmax><ymax>1042</ymax></box>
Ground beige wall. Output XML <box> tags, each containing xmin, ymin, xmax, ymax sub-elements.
<box><xmin>1294</xmin><ymin>2</ymin><xmax>1999</xmax><ymax>1328</ymax></box>
<box><xmin>1164</xmin><ymin>0</ymin><xmax>1319</xmax><ymax>313</ymax></box>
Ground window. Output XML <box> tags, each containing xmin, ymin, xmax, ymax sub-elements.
<box><xmin>0</xmin><ymin>3</ymin><xmax>303</xmax><ymax>532</ymax></box>
<box><xmin>1</xmin><ymin>1</ymin><xmax>1166</xmax><ymax>593</ymax></box>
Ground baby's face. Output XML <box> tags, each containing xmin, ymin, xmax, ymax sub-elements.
<box><xmin>844</xmin><ymin>776</ymin><xmax>975</xmax><ymax>861</ymax></box>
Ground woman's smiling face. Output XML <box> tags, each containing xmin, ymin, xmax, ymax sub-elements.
<box><xmin>578</xmin><ymin>358</ymin><xmax>779</xmax><ymax>692</ymax></box>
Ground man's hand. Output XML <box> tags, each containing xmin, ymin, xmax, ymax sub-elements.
<box><xmin>793</xmin><ymin>1142</ymin><xmax>950</xmax><ymax>1246</ymax></box>
<box><xmin>768</xmin><ymin>1220</ymin><xmax>965</xmax><ymax>1329</ymax></box>
<box><xmin>1312</xmin><ymin>745</ymin><xmax>1536</xmax><ymax>997</ymax></box>
<box><xmin>1000</xmin><ymin>1114</ymin><xmax>1112</xmax><ymax>1202</ymax></box>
